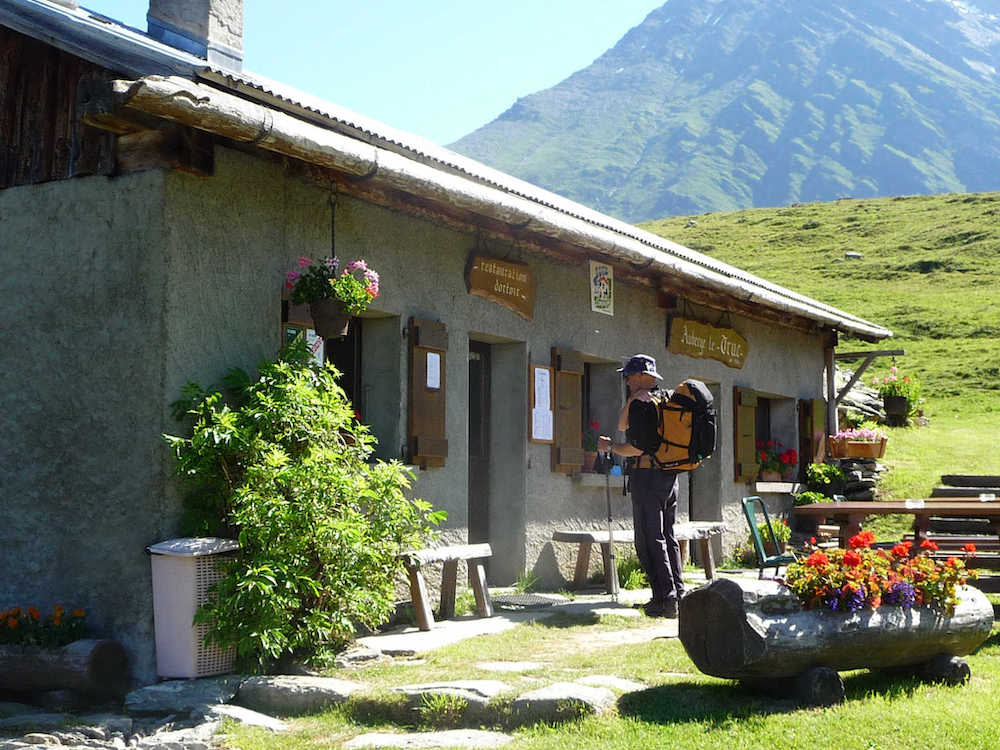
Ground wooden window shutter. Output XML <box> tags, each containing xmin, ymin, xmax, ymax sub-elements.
<box><xmin>734</xmin><ymin>386</ymin><xmax>758</xmax><ymax>482</ymax></box>
<box><xmin>551</xmin><ymin>347</ymin><xmax>584</xmax><ymax>474</ymax></box>
<box><xmin>408</xmin><ymin>317</ymin><xmax>448</xmax><ymax>468</ymax></box>
<box><xmin>810</xmin><ymin>397</ymin><xmax>827</xmax><ymax>463</ymax></box>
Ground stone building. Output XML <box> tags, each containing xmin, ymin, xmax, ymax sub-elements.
<box><xmin>0</xmin><ymin>0</ymin><xmax>891</xmax><ymax>683</ymax></box>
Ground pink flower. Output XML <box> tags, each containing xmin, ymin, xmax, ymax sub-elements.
<box><xmin>297</xmin><ymin>256</ymin><xmax>312</xmax><ymax>268</ymax></box>
<box><xmin>285</xmin><ymin>270</ymin><xmax>300</xmax><ymax>289</ymax></box>
<box><xmin>324</xmin><ymin>257</ymin><xmax>339</xmax><ymax>272</ymax></box>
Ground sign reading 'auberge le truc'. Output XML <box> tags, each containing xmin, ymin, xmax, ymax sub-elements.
<box><xmin>466</xmin><ymin>255</ymin><xmax>535</xmax><ymax>320</ymax></box>
<box><xmin>668</xmin><ymin>316</ymin><xmax>748</xmax><ymax>369</ymax></box>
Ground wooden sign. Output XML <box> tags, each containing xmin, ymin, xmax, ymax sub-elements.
<box><xmin>466</xmin><ymin>255</ymin><xmax>535</xmax><ymax>320</ymax></box>
<box><xmin>668</xmin><ymin>316</ymin><xmax>748</xmax><ymax>369</ymax></box>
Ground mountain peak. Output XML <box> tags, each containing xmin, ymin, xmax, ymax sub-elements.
<box><xmin>450</xmin><ymin>0</ymin><xmax>1000</xmax><ymax>222</ymax></box>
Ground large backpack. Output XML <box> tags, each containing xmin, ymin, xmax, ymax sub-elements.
<box><xmin>626</xmin><ymin>379</ymin><xmax>717</xmax><ymax>472</ymax></box>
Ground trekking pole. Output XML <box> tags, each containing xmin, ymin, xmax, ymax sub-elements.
<box><xmin>596</xmin><ymin>450</ymin><xmax>619</xmax><ymax>602</ymax></box>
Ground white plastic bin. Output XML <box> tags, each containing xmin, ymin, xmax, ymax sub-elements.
<box><xmin>147</xmin><ymin>537</ymin><xmax>239</xmax><ymax>678</ymax></box>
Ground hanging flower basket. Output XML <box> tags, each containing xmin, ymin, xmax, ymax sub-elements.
<box><xmin>309</xmin><ymin>299</ymin><xmax>351</xmax><ymax>339</ymax></box>
<box><xmin>883</xmin><ymin>395</ymin><xmax>909</xmax><ymax>426</ymax></box>
<box><xmin>285</xmin><ymin>256</ymin><xmax>380</xmax><ymax>339</ymax></box>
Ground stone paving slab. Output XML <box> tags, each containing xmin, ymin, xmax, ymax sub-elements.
<box><xmin>125</xmin><ymin>676</ymin><xmax>245</xmax><ymax>714</ymax></box>
<box><xmin>357</xmin><ymin>592</ymin><xmax>649</xmax><ymax>656</ymax></box>
<box><xmin>235</xmin><ymin>675</ymin><xmax>364</xmax><ymax>716</ymax></box>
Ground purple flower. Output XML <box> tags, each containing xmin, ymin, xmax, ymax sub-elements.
<box><xmin>845</xmin><ymin>584</ymin><xmax>867</xmax><ymax>612</ymax></box>
<box><xmin>324</xmin><ymin>257</ymin><xmax>339</xmax><ymax>273</ymax></box>
<box><xmin>884</xmin><ymin>581</ymin><xmax>916</xmax><ymax>608</ymax></box>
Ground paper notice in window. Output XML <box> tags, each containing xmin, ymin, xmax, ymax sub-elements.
<box><xmin>532</xmin><ymin>407</ymin><xmax>553</xmax><ymax>442</ymax></box>
<box><xmin>426</xmin><ymin>351</ymin><xmax>441</xmax><ymax>389</ymax></box>
<box><xmin>534</xmin><ymin>367</ymin><xmax>550</xmax><ymax>409</ymax></box>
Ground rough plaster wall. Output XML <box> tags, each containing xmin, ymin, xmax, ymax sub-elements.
<box><xmin>0</xmin><ymin>141</ymin><xmax>832</xmax><ymax>681</ymax></box>
<box><xmin>0</xmin><ymin>171</ymin><xmax>171</xmax><ymax>684</ymax></box>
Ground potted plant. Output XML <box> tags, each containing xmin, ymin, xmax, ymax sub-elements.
<box><xmin>828</xmin><ymin>426</ymin><xmax>888</xmax><ymax>459</ymax></box>
<box><xmin>748</xmin><ymin>517</ymin><xmax>791</xmax><ymax>555</ymax></box>
<box><xmin>756</xmin><ymin>440</ymin><xmax>797</xmax><ymax>481</ymax></box>
<box><xmin>871</xmin><ymin>367</ymin><xmax>920</xmax><ymax>426</ymax></box>
<box><xmin>581</xmin><ymin>420</ymin><xmax>600</xmax><ymax>472</ymax></box>
<box><xmin>285</xmin><ymin>256</ymin><xmax>380</xmax><ymax>339</ymax></box>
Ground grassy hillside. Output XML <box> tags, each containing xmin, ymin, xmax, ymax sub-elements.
<box><xmin>642</xmin><ymin>192</ymin><xmax>1000</xmax><ymax>493</ymax></box>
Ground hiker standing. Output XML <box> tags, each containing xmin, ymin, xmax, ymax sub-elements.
<box><xmin>598</xmin><ymin>354</ymin><xmax>684</xmax><ymax>618</ymax></box>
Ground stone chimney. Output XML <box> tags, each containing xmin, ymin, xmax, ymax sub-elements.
<box><xmin>147</xmin><ymin>0</ymin><xmax>243</xmax><ymax>70</ymax></box>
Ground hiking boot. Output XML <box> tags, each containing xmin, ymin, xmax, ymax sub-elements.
<box><xmin>641</xmin><ymin>599</ymin><xmax>666</xmax><ymax>617</ymax></box>
<box><xmin>662</xmin><ymin>598</ymin><xmax>679</xmax><ymax>619</ymax></box>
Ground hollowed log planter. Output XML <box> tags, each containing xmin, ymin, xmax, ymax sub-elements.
<box><xmin>679</xmin><ymin>578</ymin><xmax>993</xmax><ymax>705</ymax></box>
<box><xmin>0</xmin><ymin>639</ymin><xmax>129</xmax><ymax>697</ymax></box>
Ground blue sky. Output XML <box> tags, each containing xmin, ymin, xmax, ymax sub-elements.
<box><xmin>81</xmin><ymin>1</ymin><xmax>661</xmax><ymax>145</ymax></box>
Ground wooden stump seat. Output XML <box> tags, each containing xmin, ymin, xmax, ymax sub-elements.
<box><xmin>552</xmin><ymin>521</ymin><xmax>726</xmax><ymax>592</ymax></box>
<box><xmin>401</xmin><ymin>543</ymin><xmax>493</xmax><ymax>631</ymax></box>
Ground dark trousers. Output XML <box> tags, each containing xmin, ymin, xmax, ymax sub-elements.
<box><xmin>629</xmin><ymin>468</ymin><xmax>684</xmax><ymax>602</ymax></box>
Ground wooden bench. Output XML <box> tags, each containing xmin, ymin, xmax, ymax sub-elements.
<box><xmin>401</xmin><ymin>543</ymin><xmax>494</xmax><ymax>631</ymax></box>
<box><xmin>552</xmin><ymin>521</ymin><xmax>727</xmax><ymax>593</ymax></box>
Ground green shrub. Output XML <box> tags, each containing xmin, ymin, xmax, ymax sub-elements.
<box><xmin>748</xmin><ymin>518</ymin><xmax>790</xmax><ymax>547</ymax></box>
<box><xmin>793</xmin><ymin>490</ymin><xmax>832</xmax><ymax>507</ymax></box>
<box><xmin>805</xmin><ymin>462</ymin><xmax>845</xmax><ymax>491</ymax></box>
<box><xmin>616</xmin><ymin>551</ymin><xmax>648</xmax><ymax>590</ymax></box>
<box><xmin>164</xmin><ymin>340</ymin><xmax>445</xmax><ymax>670</ymax></box>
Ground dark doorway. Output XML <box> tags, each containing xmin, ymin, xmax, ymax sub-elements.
<box><xmin>326</xmin><ymin>321</ymin><xmax>362</xmax><ymax>416</ymax></box>
<box><xmin>468</xmin><ymin>341</ymin><xmax>491</xmax><ymax>544</ymax></box>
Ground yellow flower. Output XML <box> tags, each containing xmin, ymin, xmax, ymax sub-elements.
<box><xmin>54</xmin><ymin>604</ymin><xmax>65</xmax><ymax>617</ymax></box>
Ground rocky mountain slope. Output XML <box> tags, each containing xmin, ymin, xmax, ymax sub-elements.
<box><xmin>450</xmin><ymin>0</ymin><xmax>1000</xmax><ymax>222</ymax></box>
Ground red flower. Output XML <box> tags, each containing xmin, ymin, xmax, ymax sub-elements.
<box><xmin>809</xmin><ymin>537</ymin><xmax>817</xmax><ymax>545</ymax></box>
<box><xmin>849</xmin><ymin>530</ymin><xmax>876</xmax><ymax>548</ymax></box>
<box><xmin>920</xmin><ymin>539</ymin><xmax>939</xmax><ymax>551</ymax></box>
<box><xmin>805</xmin><ymin>551</ymin><xmax>829</xmax><ymax>567</ymax></box>
<box><xmin>756</xmin><ymin>440</ymin><xmax>764</xmax><ymax>448</ymax></box>
<box><xmin>947</xmin><ymin>557</ymin><xmax>960</xmax><ymax>567</ymax></box>
<box><xmin>962</xmin><ymin>543</ymin><xmax>977</xmax><ymax>555</ymax></box>
<box><xmin>891</xmin><ymin>544</ymin><xmax>909</xmax><ymax>558</ymax></box>
<box><xmin>843</xmin><ymin>550</ymin><xmax>863</xmax><ymax>567</ymax></box>
<box><xmin>766</xmin><ymin>440</ymin><xmax>774</xmax><ymax>447</ymax></box>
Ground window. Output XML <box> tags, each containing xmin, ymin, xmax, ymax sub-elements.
<box><xmin>734</xmin><ymin>387</ymin><xmax>801</xmax><ymax>482</ymax></box>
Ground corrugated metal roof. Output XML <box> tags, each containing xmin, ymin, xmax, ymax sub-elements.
<box><xmin>200</xmin><ymin>66</ymin><xmax>886</xmax><ymax>335</ymax></box>
<box><xmin>2</xmin><ymin>0</ymin><xmax>892</xmax><ymax>340</ymax></box>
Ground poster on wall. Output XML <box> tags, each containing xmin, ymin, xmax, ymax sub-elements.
<box><xmin>529</xmin><ymin>364</ymin><xmax>555</xmax><ymax>443</ymax></box>
<box><xmin>590</xmin><ymin>261</ymin><xmax>613</xmax><ymax>316</ymax></box>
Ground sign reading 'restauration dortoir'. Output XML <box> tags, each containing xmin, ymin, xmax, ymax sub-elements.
<box><xmin>466</xmin><ymin>255</ymin><xmax>535</xmax><ymax>320</ymax></box>
<box><xmin>668</xmin><ymin>316</ymin><xmax>748</xmax><ymax>369</ymax></box>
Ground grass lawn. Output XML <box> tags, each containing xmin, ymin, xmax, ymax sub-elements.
<box><xmin>218</xmin><ymin>609</ymin><xmax>1000</xmax><ymax>750</ymax></box>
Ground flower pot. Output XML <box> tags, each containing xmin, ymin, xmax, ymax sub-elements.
<box><xmin>581</xmin><ymin>450</ymin><xmax>598</xmax><ymax>473</ymax></box>
<box><xmin>884</xmin><ymin>395</ymin><xmax>909</xmax><ymax>426</ymax></box>
<box><xmin>763</xmin><ymin>539</ymin><xmax>787</xmax><ymax>556</ymax></box>
<box><xmin>309</xmin><ymin>299</ymin><xmax>351</xmax><ymax>339</ymax></box>
<box><xmin>828</xmin><ymin>436</ymin><xmax>887</xmax><ymax>459</ymax></box>
<box><xmin>759</xmin><ymin>470</ymin><xmax>782</xmax><ymax>482</ymax></box>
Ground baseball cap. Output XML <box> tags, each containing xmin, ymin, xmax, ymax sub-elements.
<box><xmin>617</xmin><ymin>354</ymin><xmax>662</xmax><ymax>380</ymax></box>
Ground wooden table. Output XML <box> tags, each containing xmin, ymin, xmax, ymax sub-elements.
<box><xmin>794</xmin><ymin>499</ymin><xmax>1000</xmax><ymax>548</ymax></box>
